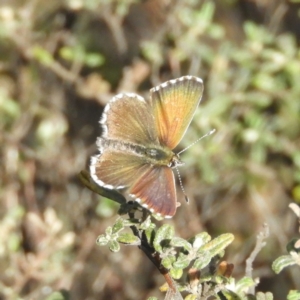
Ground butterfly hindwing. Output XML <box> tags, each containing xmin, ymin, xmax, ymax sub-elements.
<box><xmin>90</xmin><ymin>150</ymin><xmax>150</xmax><ymax>189</ymax></box>
<box><xmin>91</xmin><ymin>149</ymin><xmax>178</xmax><ymax>217</ymax></box>
<box><xmin>129</xmin><ymin>166</ymin><xmax>177</xmax><ymax>218</ymax></box>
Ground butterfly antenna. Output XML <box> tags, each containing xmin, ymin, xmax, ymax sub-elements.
<box><xmin>175</xmin><ymin>166</ymin><xmax>189</xmax><ymax>203</ymax></box>
<box><xmin>177</xmin><ymin>129</ymin><xmax>216</xmax><ymax>155</ymax></box>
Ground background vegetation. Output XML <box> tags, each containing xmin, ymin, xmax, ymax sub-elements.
<box><xmin>0</xmin><ymin>0</ymin><xmax>300</xmax><ymax>299</ymax></box>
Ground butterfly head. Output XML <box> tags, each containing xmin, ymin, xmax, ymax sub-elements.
<box><xmin>169</xmin><ymin>153</ymin><xmax>184</xmax><ymax>168</ymax></box>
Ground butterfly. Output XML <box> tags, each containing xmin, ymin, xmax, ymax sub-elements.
<box><xmin>90</xmin><ymin>75</ymin><xmax>203</xmax><ymax>218</ymax></box>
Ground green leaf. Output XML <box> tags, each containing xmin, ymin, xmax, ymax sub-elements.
<box><xmin>170</xmin><ymin>267</ymin><xmax>183</xmax><ymax>279</ymax></box>
<box><xmin>141</xmin><ymin>41</ymin><xmax>163</xmax><ymax>65</ymax></box>
<box><xmin>45</xmin><ymin>290</ymin><xmax>70</xmax><ymax>300</ymax></box>
<box><xmin>96</xmin><ymin>235</ymin><xmax>109</xmax><ymax>246</ymax></box>
<box><xmin>215</xmin><ymin>275</ymin><xmax>227</xmax><ymax>284</ymax></box>
<box><xmin>0</xmin><ymin>96</ymin><xmax>20</xmax><ymax>120</ymax></box>
<box><xmin>292</xmin><ymin>186</ymin><xmax>300</xmax><ymax>203</ymax></box>
<box><xmin>153</xmin><ymin>224</ymin><xmax>174</xmax><ymax>253</ymax></box>
<box><xmin>177</xmin><ymin>283</ymin><xmax>188</xmax><ymax>292</ymax></box>
<box><xmin>85</xmin><ymin>52</ymin><xmax>105</xmax><ymax>67</ymax></box>
<box><xmin>145</xmin><ymin>226</ymin><xmax>156</xmax><ymax>245</ymax></box>
<box><xmin>287</xmin><ymin>290</ymin><xmax>300</xmax><ymax>300</ymax></box>
<box><xmin>272</xmin><ymin>255</ymin><xmax>297</xmax><ymax>274</ymax></box>
<box><xmin>235</xmin><ymin>277</ymin><xmax>256</xmax><ymax>293</ymax></box>
<box><xmin>191</xmin><ymin>232</ymin><xmax>211</xmax><ymax>248</ymax></box>
<box><xmin>200</xmin><ymin>1</ymin><xmax>215</xmax><ymax>23</ymax></box>
<box><xmin>171</xmin><ymin>237</ymin><xmax>193</xmax><ymax>252</ymax></box>
<box><xmin>140</xmin><ymin>216</ymin><xmax>153</xmax><ymax>230</ymax></box>
<box><xmin>59</xmin><ymin>46</ymin><xmax>75</xmax><ymax>61</ymax></box>
<box><xmin>161</xmin><ymin>255</ymin><xmax>176</xmax><ymax>269</ymax></box>
<box><xmin>198</xmin><ymin>233</ymin><xmax>234</xmax><ymax>256</ymax></box>
<box><xmin>219</xmin><ymin>290</ymin><xmax>243</xmax><ymax>300</ymax></box>
<box><xmin>192</xmin><ymin>251</ymin><xmax>211</xmax><ymax>270</ymax></box>
<box><xmin>147</xmin><ymin>297</ymin><xmax>159</xmax><ymax>300</ymax></box>
<box><xmin>201</xmin><ymin>274</ymin><xmax>213</xmax><ymax>283</ymax></box>
<box><xmin>122</xmin><ymin>218</ymin><xmax>140</xmax><ymax>226</ymax></box>
<box><xmin>105</xmin><ymin>226</ymin><xmax>113</xmax><ymax>236</ymax></box>
<box><xmin>109</xmin><ymin>240</ymin><xmax>120</xmax><ymax>252</ymax></box>
<box><xmin>252</xmin><ymin>73</ymin><xmax>279</xmax><ymax>93</ymax></box>
<box><xmin>244</xmin><ymin>21</ymin><xmax>273</xmax><ymax>43</ymax></box>
<box><xmin>112</xmin><ymin>218</ymin><xmax>124</xmax><ymax>234</ymax></box>
<box><xmin>185</xmin><ymin>294</ymin><xmax>198</xmax><ymax>300</ymax></box>
<box><xmin>173</xmin><ymin>253</ymin><xmax>190</xmax><ymax>269</ymax></box>
<box><xmin>117</xmin><ymin>233</ymin><xmax>140</xmax><ymax>244</ymax></box>
<box><xmin>32</xmin><ymin>46</ymin><xmax>54</xmax><ymax>66</ymax></box>
<box><xmin>256</xmin><ymin>292</ymin><xmax>274</xmax><ymax>300</ymax></box>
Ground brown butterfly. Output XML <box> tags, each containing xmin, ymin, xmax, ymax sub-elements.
<box><xmin>90</xmin><ymin>76</ymin><xmax>203</xmax><ymax>218</ymax></box>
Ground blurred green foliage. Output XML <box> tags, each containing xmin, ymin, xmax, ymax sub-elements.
<box><xmin>0</xmin><ymin>0</ymin><xmax>300</xmax><ymax>299</ymax></box>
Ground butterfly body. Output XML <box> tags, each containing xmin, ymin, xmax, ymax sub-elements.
<box><xmin>97</xmin><ymin>138</ymin><xmax>183</xmax><ymax>168</ymax></box>
<box><xmin>90</xmin><ymin>76</ymin><xmax>203</xmax><ymax>218</ymax></box>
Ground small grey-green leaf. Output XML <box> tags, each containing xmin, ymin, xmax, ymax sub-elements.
<box><xmin>192</xmin><ymin>232</ymin><xmax>211</xmax><ymax>249</ymax></box>
<box><xmin>265</xmin><ymin>292</ymin><xmax>274</xmax><ymax>300</ymax></box>
<box><xmin>157</xmin><ymin>224</ymin><xmax>175</xmax><ymax>240</ymax></box>
<box><xmin>185</xmin><ymin>294</ymin><xmax>198</xmax><ymax>300</ymax></box>
<box><xmin>112</xmin><ymin>218</ymin><xmax>124</xmax><ymax>234</ymax></box>
<box><xmin>287</xmin><ymin>290</ymin><xmax>300</xmax><ymax>300</ymax></box>
<box><xmin>215</xmin><ymin>275</ymin><xmax>227</xmax><ymax>284</ymax></box>
<box><xmin>32</xmin><ymin>46</ymin><xmax>54</xmax><ymax>66</ymax></box>
<box><xmin>45</xmin><ymin>290</ymin><xmax>70</xmax><ymax>300</ymax></box>
<box><xmin>111</xmin><ymin>233</ymin><xmax>119</xmax><ymax>241</ymax></box>
<box><xmin>235</xmin><ymin>277</ymin><xmax>256</xmax><ymax>293</ymax></box>
<box><xmin>105</xmin><ymin>226</ymin><xmax>113</xmax><ymax>236</ymax></box>
<box><xmin>122</xmin><ymin>218</ymin><xmax>140</xmax><ymax>226</ymax></box>
<box><xmin>85</xmin><ymin>52</ymin><xmax>105</xmax><ymax>68</ymax></box>
<box><xmin>147</xmin><ymin>297</ymin><xmax>159</xmax><ymax>300</ymax></box>
<box><xmin>117</xmin><ymin>233</ymin><xmax>140</xmax><ymax>245</ymax></box>
<box><xmin>109</xmin><ymin>240</ymin><xmax>120</xmax><ymax>252</ymax></box>
<box><xmin>192</xmin><ymin>251</ymin><xmax>211</xmax><ymax>270</ymax></box>
<box><xmin>198</xmin><ymin>233</ymin><xmax>234</xmax><ymax>256</ymax></box>
<box><xmin>200</xmin><ymin>274</ymin><xmax>213</xmax><ymax>282</ymax></box>
<box><xmin>272</xmin><ymin>255</ymin><xmax>296</xmax><ymax>274</ymax></box>
<box><xmin>145</xmin><ymin>227</ymin><xmax>156</xmax><ymax>245</ymax></box>
<box><xmin>170</xmin><ymin>267</ymin><xmax>183</xmax><ymax>279</ymax></box>
<box><xmin>256</xmin><ymin>292</ymin><xmax>274</xmax><ymax>300</ymax></box>
<box><xmin>153</xmin><ymin>224</ymin><xmax>174</xmax><ymax>253</ymax></box>
<box><xmin>96</xmin><ymin>235</ymin><xmax>109</xmax><ymax>246</ymax></box>
<box><xmin>220</xmin><ymin>289</ymin><xmax>243</xmax><ymax>300</ymax></box>
<box><xmin>176</xmin><ymin>283</ymin><xmax>188</xmax><ymax>292</ymax></box>
<box><xmin>171</xmin><ymin>237</ymin><xmax>193</xmax><ymax>252</ymax></box>
<box><xmin>173</xmin><ymin>253</ymin><xmax>190</xmax><ymax>269</ymax></box>
<box><xmin>140</xmin><ymin>216</ymin><xmax>153</xmax><ymax>230</ymax></box>
<box><xmin>256</xmin><ymin>292</ymin><xmax>266</xmax><ymax>300</ymax></box>
<box><xmin>161</xmin><ymin>255</ymin><xmax>176</xmax><ymax>269</ymax></box>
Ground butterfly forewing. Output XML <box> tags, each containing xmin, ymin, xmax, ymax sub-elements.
<box><xmin>150</xmin><ymin>76</ymin><xmax>203</xmax><ymax>149</ymax></box>
<box><xmin>102</xmin><ymin>93</ymin><xmax>158</xmax><ymax>145</ymax></box>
